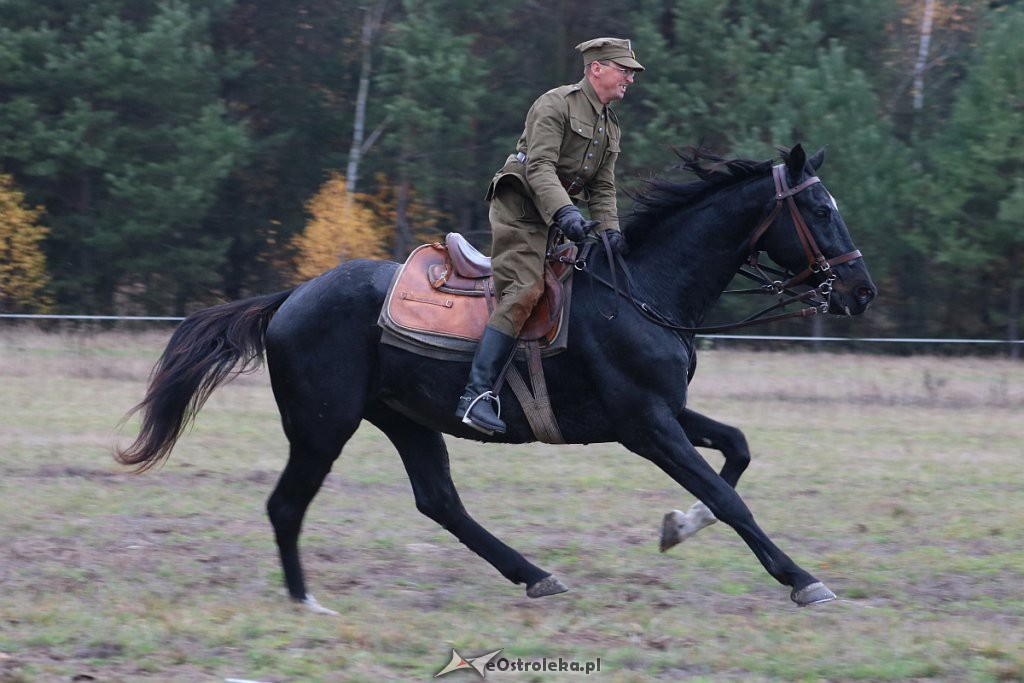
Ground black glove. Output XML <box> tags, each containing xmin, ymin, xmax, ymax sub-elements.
<box><xmin>602</xmin><ymin>229</ymin><xmax>629</xmax><ymax>255</ymax></box>
<box><xmin>553</xmin><ymin>205</ymin><xmax>597</xmax><ymax>242</ymax></box>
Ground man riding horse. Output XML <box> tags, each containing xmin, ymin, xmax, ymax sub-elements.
<box><xmin>455</xmin><ymin>37</ymin><xmax>642</xmax><ymax>435</ymax></box>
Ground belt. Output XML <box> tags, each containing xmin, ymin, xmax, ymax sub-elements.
<box><xmin>512</xmin><ymin>153</ymin><xmax>585</xmax><ymax>196</ymax></box>
<box><xmin>559</xmin><ymin>174</ymin><xmax>586</xmax><ymax>196</ymax></box>
<box><xmin>514</xmin><ymin>152</ymin><xmax>586</xmax><ymax>196</ymax></box>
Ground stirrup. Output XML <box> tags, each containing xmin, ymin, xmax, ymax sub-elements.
<box><xmin>461</xmin><ymin>391</ymin><xmax>503</xmax><ymax>434</ymax></box>
<box><xmin>464</xmin><ymin>390</ymin><xmax>501</xmax><ymax>418</ymax></box>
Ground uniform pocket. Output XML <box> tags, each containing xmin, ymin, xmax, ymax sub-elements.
<box><xmin>565</xmin><ymin>116</ymin><xmax>596</xmax><ymax>175</ymax></box>
<box><xmin>568</xmin><ymin>116</ymin><xmax>594</xmax><ymax>140</ymax></box>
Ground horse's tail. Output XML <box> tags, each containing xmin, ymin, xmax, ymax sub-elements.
<box><xmin>115</xmin><ymin>289</ymin><xmax>294</xmax><ymax>472</ymax></box>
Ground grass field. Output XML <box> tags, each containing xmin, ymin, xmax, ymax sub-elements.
<box><xmin>1</xmin><ymin>326</ymin><xmax>1022</xmax><ymax>682</ymax></box>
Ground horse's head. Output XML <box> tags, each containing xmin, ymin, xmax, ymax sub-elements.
<box><xmin>752</xmin><ymin>144</ymin><xmax>877</xmax><ymax>316</ymax></box>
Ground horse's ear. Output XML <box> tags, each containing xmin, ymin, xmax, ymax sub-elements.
<box><xmin>809</xmin><ymin>146</ymin><xmax>826</xmax><ymax>171</ymax></box>
<box><xmin>786</xmin><ymin>143</ymin><xmax>807</xmax><ymax>179</ymax></box>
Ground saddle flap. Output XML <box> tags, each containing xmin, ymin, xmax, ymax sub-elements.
<box><xmin>518</xmin><ymin>267</ymin><xmax>564</xmax><ymax>341</ymax></box>
<box><xmin>386</xmin><ymin>243</ymin><xmax>485</xmax><ymax>341</ymax></box>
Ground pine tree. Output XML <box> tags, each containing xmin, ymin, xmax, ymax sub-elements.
<box><xmin>625</xmin><ymin>0</ymin><xmax>827</xmax><ymax>173</ymax></box>
<box><xmin>0</xmin><ymin>0</ymin><xmax>250</xmax><ymax>313</ymax></box>
<box><xmin>206</xmin><ymin>0</ymin><xmax>375</xmax><ymax>298</ymax></box>
<box><xmin>375</xmin><ymin>0</ymin><xmax>488</xmax><ymax>257</ymax></box>
<box><xmin>926</xmin><ymin>5</ymin><xmax>1024</xmax><ymax>340</ymax></box>
<box><xmin>768</xmin><ymin>44</ymin><xmax>914</xmax><ymax>284</ymax></box>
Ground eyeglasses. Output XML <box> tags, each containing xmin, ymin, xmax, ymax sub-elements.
<box><xmin>600</xmin><ymin>61</ymin><xmax>637</xmax><ymax>79</ymax></box>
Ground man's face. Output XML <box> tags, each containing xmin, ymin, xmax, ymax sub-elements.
<box><xmin>592</xmin><ymin>60</ymin><xmax>636</xmax><ymax>104</ymax></box>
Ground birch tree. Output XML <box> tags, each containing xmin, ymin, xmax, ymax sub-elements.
<box><xmin>346</xmin><ymin>2</ymin><xmax>390</xmax><ymax>195</ymax></box>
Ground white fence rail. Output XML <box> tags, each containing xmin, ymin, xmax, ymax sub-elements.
<box><xmin>3</xmin><ymin>313</ymin><xmax>1021</xmax><ymax>347</ymax></box>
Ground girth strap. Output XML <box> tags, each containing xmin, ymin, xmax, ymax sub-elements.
<box><xmin>505</xmin><ymin>341</ymin><xmax>565</xmax><ymax>444</ymax></box>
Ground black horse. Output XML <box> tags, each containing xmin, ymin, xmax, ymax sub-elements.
<box><xmin>117</xmin><ymin>145</ymin><xmax>876</xmax><ymax>613</ymax></box>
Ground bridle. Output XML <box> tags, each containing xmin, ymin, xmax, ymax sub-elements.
<box><xmin>745</xmin><ymin>164</ymin><xmax>862</xmax><ymax>292</ymax></box>
<box><xmin>713</xmin><ymin>163</ymin><xmax>865</xmax><ymax>327</ymax></box>
<box><xmin>566</xmin><ymin>163</ymin><xmax>864</xmax><ymax>334</ymax></box>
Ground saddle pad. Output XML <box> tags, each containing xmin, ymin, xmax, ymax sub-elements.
<box><xmin>378</xmin><ymin>242</ymin><xmax>572</xmax><ymax>361</ymax></box>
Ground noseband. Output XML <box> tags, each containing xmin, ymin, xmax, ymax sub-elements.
<box><xmin>747</xmin><ymin>164</ymin><xmax>862</xmax><ymax>289</ymax></box>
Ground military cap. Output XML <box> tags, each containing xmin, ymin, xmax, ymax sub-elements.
<box><xmin>575</xmin><ymin>37</ymin><xmax>645</xmax><ymax>71</ymax></box>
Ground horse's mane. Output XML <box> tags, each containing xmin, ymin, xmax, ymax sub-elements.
<box><xmin>623</xmin><ymin>147</ymin><xmax>775</xmax><ymax>245</ymax></box>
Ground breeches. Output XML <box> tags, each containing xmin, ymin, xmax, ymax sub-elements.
<box><xmin>487</xmin><ymin>186</ymin><xmax>551</xmax><ymax>337</ymax></box>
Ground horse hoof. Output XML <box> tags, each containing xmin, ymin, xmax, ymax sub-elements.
<box><xmin>526</xmin><ymin>575</ymin><xmax>569</xmax><ymax>599</ymax></box>
<box><xmin>660</xmin><ymin>503</ymin><xmax>717</xmax><ymax>552</ymax></box>
<box><xmin>302</xmin><ymin>594</ymin><xmax>339</xmax><ymax>616</ymax></box>
<box><xmin>660</xmin><ymin>510</ymin><xmax>687</xmax><ymax>552</ymax></box>
<box><xmin>791</xmin><ymin>581</ymin><xmax>837</xmax><ymax>607</ymax></box>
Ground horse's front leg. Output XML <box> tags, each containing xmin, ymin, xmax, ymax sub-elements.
<box><xmin>621</xmin><ymin>414</ymin><xmax>835</xmax><ymax>606</ymax></box>
<box><xmin>660</xmin><ymin>408</ymin><xmax>751</xmax><ymax>551</ymax></box>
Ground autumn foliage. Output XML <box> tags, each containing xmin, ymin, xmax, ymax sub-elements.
<box><xmin>290</xmin><ymin>172</ymin><xmax>388</xmax><ymax>282</ymax></box>
<box><xmin>0</xmin><ymin>174</ymin><xmax>52</xmax><ymax>312</ymax></box>
<box><xmin>290</xmin><ymin>172</ymin><xmax>445</xmax><ymax>283</ymax></box>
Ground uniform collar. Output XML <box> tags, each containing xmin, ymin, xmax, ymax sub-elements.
<box><xmin>578</xmin><ymin>77</ymin><xmax>608</xmax><ymax>115</ymax></box>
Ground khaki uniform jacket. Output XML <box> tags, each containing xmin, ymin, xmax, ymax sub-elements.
<box><xmin>485</xmin><ymin>77</ymin><xmax>621</xmax><ymax>234</ymax></box>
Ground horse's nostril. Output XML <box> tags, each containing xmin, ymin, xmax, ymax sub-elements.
<box><xmin>856</xmin><ymin>286</ymin><xmax>876</xmax><ymax>304</ymax></box>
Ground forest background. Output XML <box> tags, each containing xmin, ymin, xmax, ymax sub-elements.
<box><xmin>1</xmin><ymin>0</ymin><xmax>1022</xmax><ymax>346</ymax></box>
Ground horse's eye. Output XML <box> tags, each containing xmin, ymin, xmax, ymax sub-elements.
<box><xmin>813</xmin><ymin>206</ymin><xmax>831</xmax><ymax>219</ymax></box>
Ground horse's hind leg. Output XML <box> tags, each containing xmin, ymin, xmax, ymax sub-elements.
<box><xmin>367</xmin><ymin>406</ymin><xmax>566</xmax><ymax>598</ymax></box>
<box><xmin>661</xmin><ymin>408</ymin><xmax>751</xmax><ymax>551</ymax></box>
<box><xmin>267</xmin><ymin>431</ymin><xmax>354</xmax><ymax>615</ymax></box>
<box><xmin>266</xmin><ymin>359</ymin><xmax>365</xmax><ymax>614</ymax></box>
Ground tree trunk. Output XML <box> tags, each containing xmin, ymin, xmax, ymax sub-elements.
<box><xmin>345</xmin><ymin>3</ymin><xmax>387</xmax><ymax>194</ymax></box>
<box><xmin>912</xmin><ymin>0</ymin><xmax>936</xmax><ymax>112</ymax></box>
<box><xmin>392</xmin><ymin>170</ymin><xmax>413</xmax><ymax>261</ymax></box>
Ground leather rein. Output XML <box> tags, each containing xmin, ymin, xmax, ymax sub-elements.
<box><xmin>567</xmin><ymin>164</ymin><xmax>864</xmax><ymax>335</ymax></box>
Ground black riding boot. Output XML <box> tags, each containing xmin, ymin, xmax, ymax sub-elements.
<box><xmin>455</xmin><ymin>325</ymin><xmax>517</xmax><ymax>435</ymax></box>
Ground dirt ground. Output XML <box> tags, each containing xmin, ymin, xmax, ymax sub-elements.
<box><xmin>1</xmin><ymin>327</ymin><xmax>1022</xmax><ymax>681</ymax></box>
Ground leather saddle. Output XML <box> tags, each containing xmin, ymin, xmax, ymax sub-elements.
<box><xmin>383</xmin><ymin>232</ymin><xmax>575</xmax><ymax>345</ymax></box>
